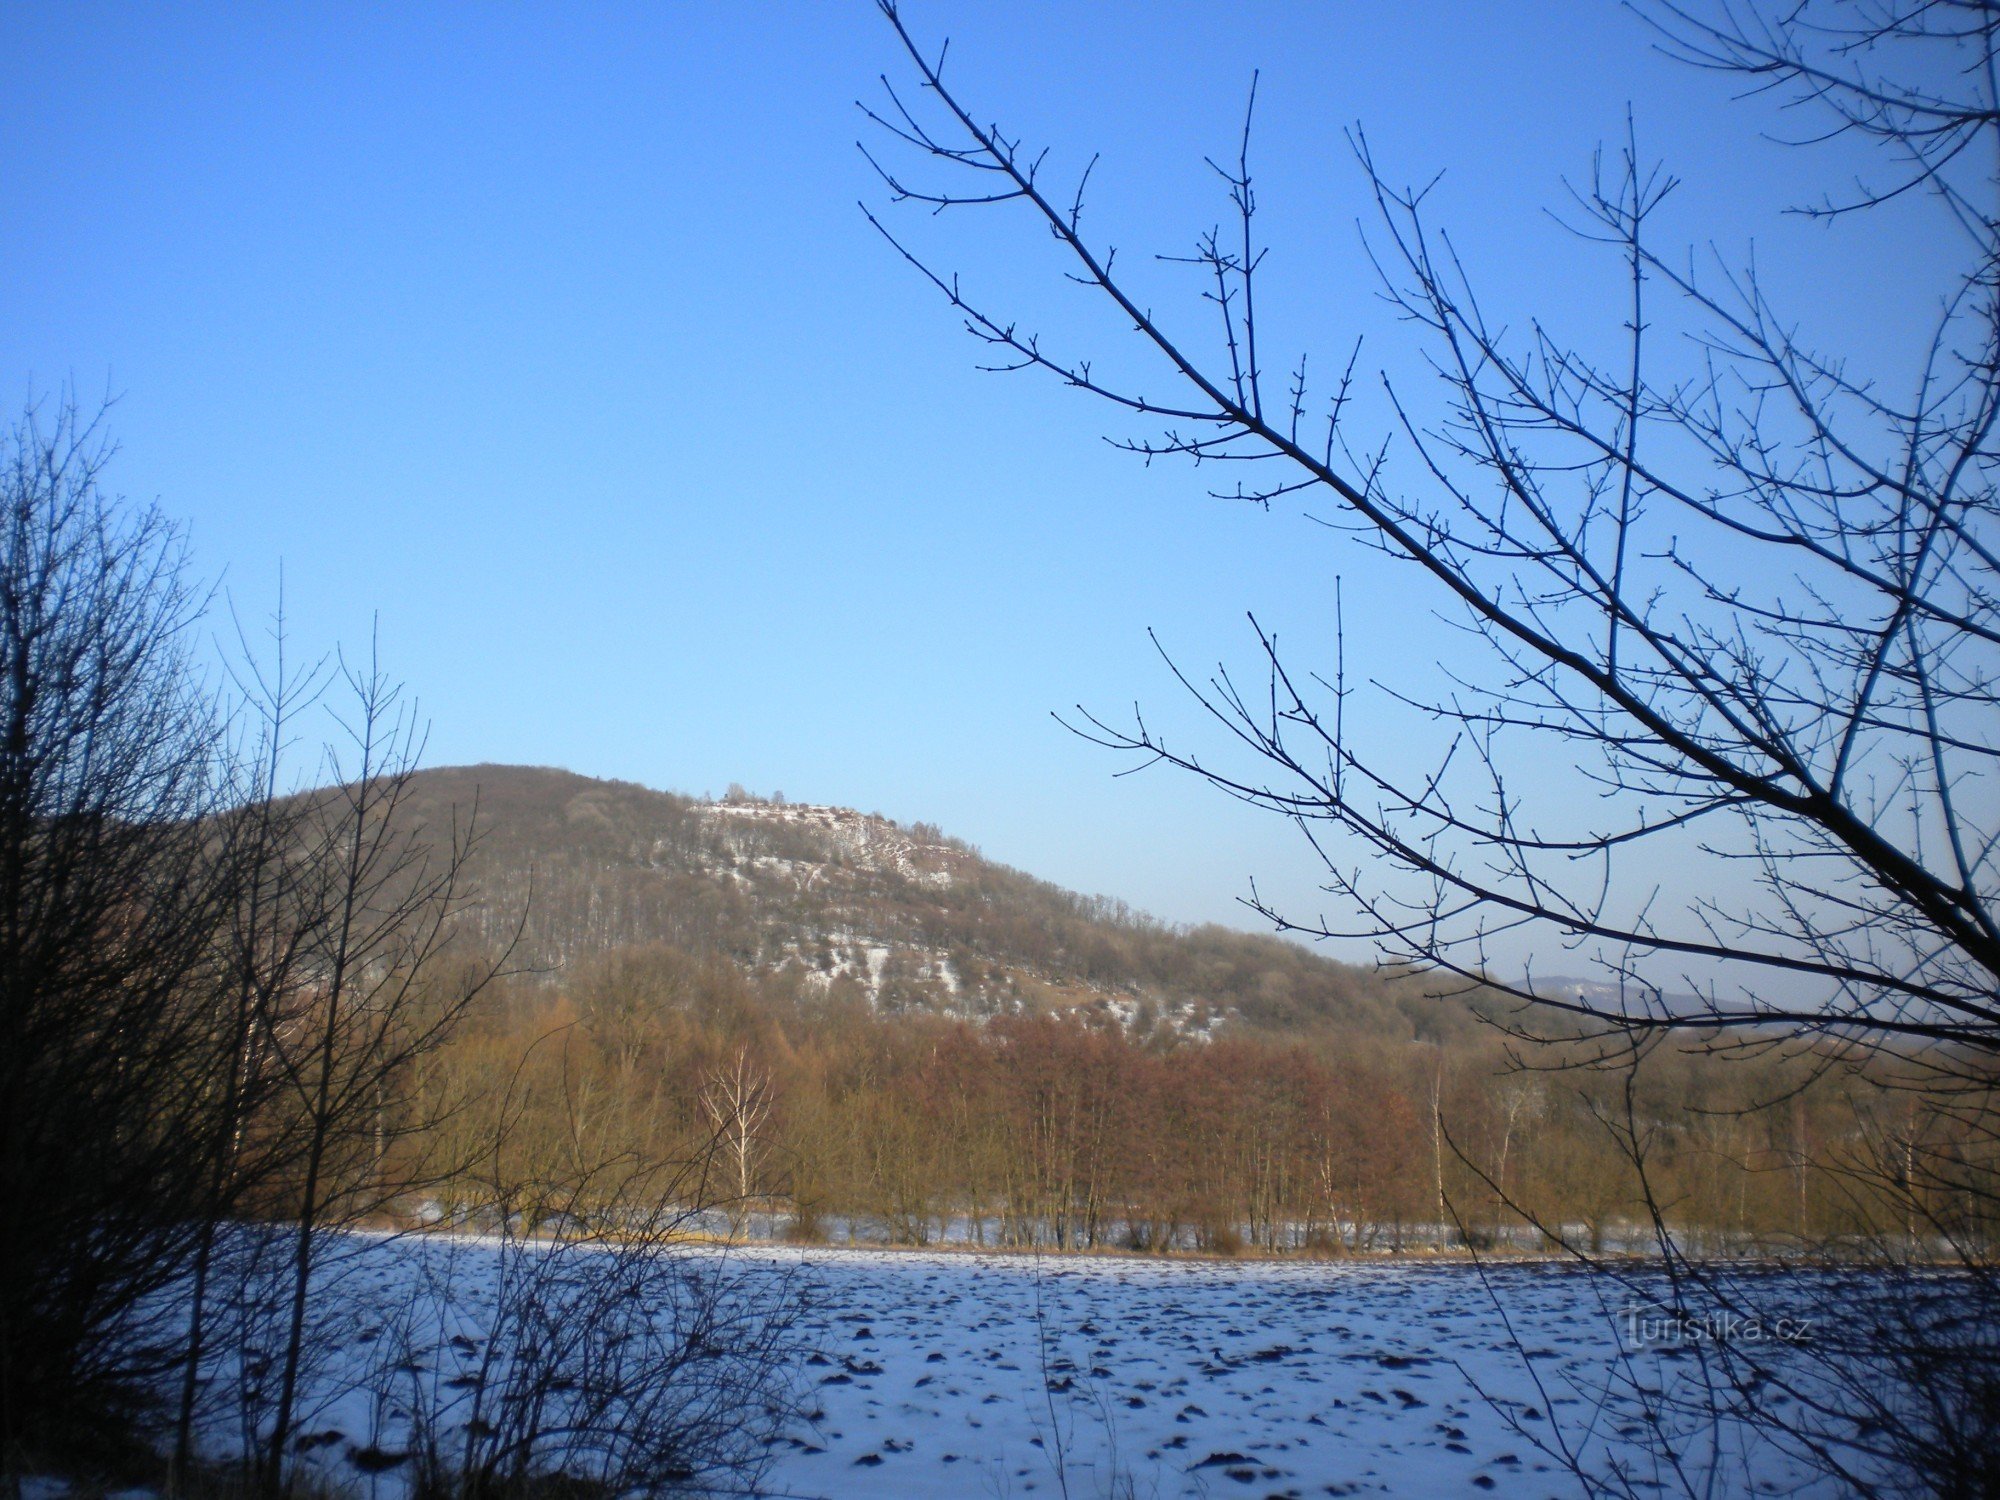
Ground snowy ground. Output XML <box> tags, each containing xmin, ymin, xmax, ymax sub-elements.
<box><xmin>762</xmin><ymin>1249</ymin><xmax>1828</xmax><ymax>1498</ymax></box>
<box><xmin>168</xmin><ymin>1237</ymin><xmax>1846</xmax><ymax>1499</ymax></box>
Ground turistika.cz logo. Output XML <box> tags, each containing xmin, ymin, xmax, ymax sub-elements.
<box><xmin>1621</xmin><ymin>1304</ymin><xmax>1814</xmax><ymax>1347</ymax></box>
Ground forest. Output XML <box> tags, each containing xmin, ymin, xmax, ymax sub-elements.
<box><xmin>409</xmin><ymin>931</ymin><xmax>2000</xmax><ymax>1262</ymax></box>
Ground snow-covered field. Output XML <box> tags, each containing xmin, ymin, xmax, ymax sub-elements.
<box><xmin>763</xmin><ymin>1249</ymin><xmax>1828</xmax><ymax>1498</ymax></box>
<box><xmin>174</xmin><ymin>1237</ymin><xmax>1847</xmax><ymax>1499</ymax></box>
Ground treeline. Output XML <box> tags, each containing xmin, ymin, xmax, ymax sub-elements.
<box><xmin>423</xmin><ymin>942</ymin><xmax>2000</xmax><ymax>1259</ymax></box>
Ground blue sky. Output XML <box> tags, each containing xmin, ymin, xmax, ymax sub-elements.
<box><xmin>0</xmin><ymin>3</ymin><xmax>1941</xmax><ymax>973</ymax></box>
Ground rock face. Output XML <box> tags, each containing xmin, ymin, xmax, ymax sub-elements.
<box><xmin>391</xmin><ymin>763</ymin><xmax>1441</xmax><ymax>1039</ymax></box>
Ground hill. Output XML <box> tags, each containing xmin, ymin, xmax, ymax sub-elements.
<box><xmin>397</xmin><ymin>764</ymin><xmax>1483</xmax><ymax>1042</ymax></box>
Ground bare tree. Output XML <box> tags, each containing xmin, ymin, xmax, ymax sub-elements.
<box><xmin>0</xmin><ymin>399</ymin><xmax>238</xmax><ymax>1478</ymax></box>
<box><xmin>243</xmin><ymin>646</ymin><xmax>502</xmax><ymax>1492</ymax></box>
<box><xmin>864</xmin><ymin>0</ymin><xmax>1996</xmax><ymax>1043</ymax></box>
<box><xmin>0</xmin><ymin>402</ymin><xmax>512</xmax><ymax>1496</ymax></box>
<box><xmin>865</xmin><ymin>0</ymin><xmax>2000</xmax><ymax>1490</ymax></box>
<box><xmin>701</xmin><ymin>1048</ymin><xmax>773</xmax><ymax>1237</ymax></box>
<box><xmin>168</xmin><ymin>601</ymin><xmax>324</xmax><ymax>1486</ymax></box>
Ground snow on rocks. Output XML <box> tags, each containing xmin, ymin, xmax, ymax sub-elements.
<box><xmin>702</xmin><ymin>799</ymin><xmax>957</xmax><ymax>890</ymax></box>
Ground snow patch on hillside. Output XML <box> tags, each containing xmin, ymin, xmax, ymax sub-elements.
<box><xmin>697</xmin><ymin>799</ymin><xmax>1211</xmax><ymax>1036</ymax></box>
<box><xmin>703</xmin><ymin>799</ymin><xmax>956</xmax><ymax>889</ymax></box>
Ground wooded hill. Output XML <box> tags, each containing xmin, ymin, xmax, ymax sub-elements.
<box><xmin>386</xmin><ymin>766</ymin><xmax>1986</xmax><ymax>1258</ymax></box>
<box><xmin>405</xmin><ymin>764</ymin><xmax>1495</xmax><ymax>1045</ymax></box>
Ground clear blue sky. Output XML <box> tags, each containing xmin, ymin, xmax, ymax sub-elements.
<box><xmin>0</xmin><ymin>3</ymin><xmax>1942</xmax><ymax>972</ymax></box>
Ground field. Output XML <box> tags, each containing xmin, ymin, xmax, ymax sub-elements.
<box><xmin>760</xmin><ymin>1248</ymin><xmax>1827</xmax><ymax>1497</ymax></box>
<box><xmin>166</xmin><ymin>1234</ymin><xmax>1844</xmax><ymax>1500</ymax></box>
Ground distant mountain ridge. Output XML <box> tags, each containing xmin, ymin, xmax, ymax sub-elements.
<box><xmin>396</xmin><ymin>764</ymin><xmax>1482</xmax><ymax>1042</ymax></box>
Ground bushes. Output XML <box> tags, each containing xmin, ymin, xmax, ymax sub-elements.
<box><xmin>378</xmin><ymin>1234</ymin><xmax>806</xmax><ymax>1500</ymax></box>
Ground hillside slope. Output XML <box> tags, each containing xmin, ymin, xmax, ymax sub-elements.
<box><xmin>397</xmin><ymin>764</ymin><xmax>1477</xmax><ymax>1041</ymax></box>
